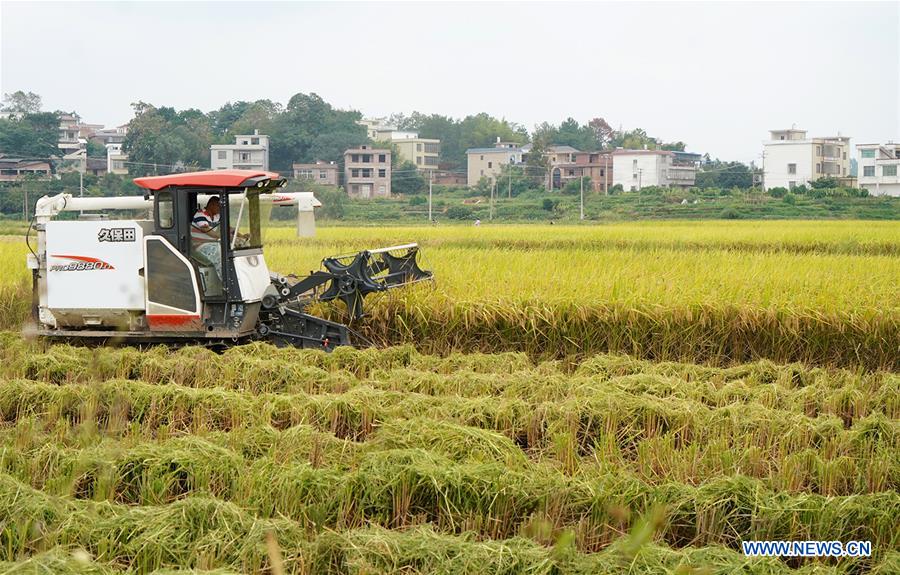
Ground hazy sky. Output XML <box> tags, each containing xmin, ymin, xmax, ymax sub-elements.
<box><xmin>2</xmin><ymin>1</ymin><xmax>898</xmax><ymax>161</ymax></box>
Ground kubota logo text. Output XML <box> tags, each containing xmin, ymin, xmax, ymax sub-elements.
<box><xmin>49</xmin><ymin>255</ymin><xmax>115</xmax><ymax>271</ymax></box>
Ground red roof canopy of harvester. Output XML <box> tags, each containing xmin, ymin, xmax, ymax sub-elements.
<box><xmin>133</xmin><ymin>169</ymin><xmax>283</xmax><ymax>191</ymax></box>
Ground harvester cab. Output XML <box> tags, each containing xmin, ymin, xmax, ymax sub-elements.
<box><xmin>27</xmin><ymin>169</ymin><xmax>431</xmax><ymax>350</ymax></box>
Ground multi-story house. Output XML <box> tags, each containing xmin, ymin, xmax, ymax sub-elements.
<box><xmin>106</xmin><ymin>143</ymin><xmax>129</xmax><ymax>175</ymax></box>
<box><xmin>211</xmin><ymin>131</ymin><xmax>269</xmax><ymax>171</ymax></box>
<box><xmin>370</xmin><ymin>127</ymin><xmax>441</xmax><ymax>171</ymax></box>
<box><xmin>343</xmin><ymin>146</ymin><xmax>391</xmax><ymax>198</ymax></box>
<box><xmin>389</xmin><ymin>132</ymin><xmax>441</xmax><ymax>171</ymax></box>
<box><xmin>357</xmin><ymin>118</ymin><xmax>388</xmax><ymax>140</ymax></box>
<box><xmin>58</xmin><ymin>113</ymin><xmax>85</xmax><ymax>155</ymax></box>
<box><xmin>521</xmin><ymin>144</ymin><xmax>582</xmax><ymax>189</ymax></box>
<box><xmin>857</xmin><ymin>143</ymin><xmax>900</xmax><ymax>197</ymax></box>
<box><xmin>292</xmin><ymin>160</ymin><xmax>339</xmax><ymax>186</ymax></box>
<box><xmin>610</xmin><ymin>149</ymin><xmax>700</xmax><ymax>190</ymax></box>
<box><xmin>573</xmin><ymin>151</ymin><xmax>614</xmax><ymax>193</ymax></box>
<box><xmin>762</xmin><ymin>128</ymin><xmax>850</xmax><ymax>190</ymax></box>
<box><xmin>90</xmin><ymin>126</ymin><xmax>127</xmax><ymax>148</ymax></box>
<box><xmin>466</xmin><ymin>145</ymin><xmax>524</xmax><ymax>187</ymax></box>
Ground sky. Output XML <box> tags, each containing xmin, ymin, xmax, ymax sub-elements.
<box><xmin>1</xmin><ymin>1</ymin><xmax>898</xmax><ymax>162</ymax></box>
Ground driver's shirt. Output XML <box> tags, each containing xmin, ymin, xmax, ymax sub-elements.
<box><xmin>191</xmin><ymin>209</ymin><xmax>220</xmax><ymax>242</ymax></box>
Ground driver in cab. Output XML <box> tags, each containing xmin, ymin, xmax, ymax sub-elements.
<box><xmin>191</xmin><ymin>197</ymin><xmax>249</xmax><ymax>276</ymax></box>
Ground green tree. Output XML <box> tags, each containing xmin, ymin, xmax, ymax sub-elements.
<box><xmin>0</xmin><ymin>111</ymin><xmax>59</xmax><ymax>158</ymax></box>
<box><xmin>391</xmin><ymin>161</ymin><xmax>426</xmax><ymax>195</ymax></box>
<box><xmin>123</xmin><ymin>102</ymin><xmax>211</xmax><ymax>176</ymax></box>
<box><xmin>1</xmin><ymin>91</ymin><xmax>42</xmax><ymax>114</ymax></box>
<box><xmin>588</xmin><ymin>117</ymin><xmax>614</xmax><ymax>149</ymax></box>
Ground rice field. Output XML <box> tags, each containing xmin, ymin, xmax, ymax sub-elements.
<box><xmin>0</xmin><ymin>220</ymin><xmax>897</xmax><ymax>572</ymax></box>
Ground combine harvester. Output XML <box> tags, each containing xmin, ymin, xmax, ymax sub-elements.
<box><xmin>26</xmin><ymin>169</ymin><xmax>431</xmax><ymax>350</ymax></box>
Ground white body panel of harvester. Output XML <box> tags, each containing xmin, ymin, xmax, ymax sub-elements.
<box><xmin>44</xmin><ymin>220</ymin><xmax>149</xmax><ymax>328</ymax></box>
<box><xmin>233</xmin><ymin>252</ymin><xmax>271</xmax><ymax>303</ymax></box>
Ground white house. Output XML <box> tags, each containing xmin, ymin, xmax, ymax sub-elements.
<box><xmin>762</xmin><ymin>129</ymin><xmax>850</xmax><ymax>190</ymax></box>
<box><xmin>106</xmin><ymin>143</ymin><xmax>128</xmax><ymax>175</ymax></box>
<box><xmin>211</xmin><ymin>130</ymin><xmax>269</xmax><ymax>171</ymax></box>
<box><xmin>857</xmin><ymin>143</ymin><xmax>900</xmax><ymax>197</ymax></box>
<box><xmin>466</xmin><ymin>146</ymin><xmax>524</xmax><ymax>186</ymax></box>
<box><xmin>610</xmin><ymin>150</ymin><xmax>699</xmax><ymax>190</ymax></box>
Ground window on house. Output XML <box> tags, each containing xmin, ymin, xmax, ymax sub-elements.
<box><xmin>240</xmin><ymin>152</ymin><xmax>250</xmax><ymax>162</ymax></box>
<box><xmin>630</xmin><ymin>186</ymin><xmax>637</xmax><ymax>191</ymax></box>
<box><xmin>416</xmin><ymin>157</ymin><xmax>422</xmax><ymax>165</ymax></box>
<box><xmin>861</xmin><ymin>149</ymin><xmax>875</xmax><ymax>158</ymax></box>
<box><xmin>379</xmin><ymin>185</ymin><xmax>386</xmax><ymax>194</ymax></box>
<box><xmin>217</xmin><ymin>151</ymin><xmax>226</xmax><ymax>160</ymax></box>
<box><xmin>863</xmin><ymin>166</ymin><xmax>875</xmax><ymax>177</ymax></box>
<box><xmin>882</xmin><ymin>165</ymin><xmax>896</xmax><ymax>176</ymax></box>
<box><xmin>424</xmin><ymin>142</ymin><xmax>439</xmax><ymax>154</ymax></box>
<box><xmin>789</xmin><ymin>181</ymin><xmax>796</xmax><ymax>189</ymax></box>
<box><xmin>816</xmin><ymin>164</ymin><xmax>821</xmax><ymax>174</ymax></box>
<box><xmin>816</xmin><ymin>145</ymin><xmax>822</xmax><ymax>156</ymax></box>
<box><xmin>488</xmin><ymin>162</ymin><xmax>492</xmax><ymax>169</ymax></box>
<box><xmin>378</xmin><ymin>154</ymin><xmax>386</xmax><ymax>163</ymax></box>
<box><xmin>788</xmin><ymin>163</ymin><xmax>797</xmax><ymax>174</ymax></box>
<box><xmin>416</xmin><ymin>143</ymin><xmax>422</xmax><ymax>152</ymax></box>
<box><xmin>480</xmin><ymin>155</ymin><xmax>484</xmax><ymax>161</ymax></box>
<box><xmin>319</xmin><ymin>170</ymin><xmax>327</xmax><ymax>179</ymax></box>
<box><xmin>241</xmin><ymin>140</ymin><xmax>249</xmax><ymax>145</ymax></box>
<box><xmin>632</xmin><ymin>173</ymin><xmax>638</xmax><ymax>180</ymax></box>
<box><xmin>362</xmin><ymin>155</ymin><xmax>371</xmax><ymax>163</ymax></box>
<box><xmin>378</xmin><ymin>169</ymin><xmax>386</xmax><ymax>177</ymax></box>
<box><xmin>568</xmin><ymin>169</ymin><xmax>575</xmax><ymax>176</ymax></box>
<box><xmin>251</xmin><ymin>138</ymin><xmax>259</xmax><ymax>145</ymax></box>
<box><xmin>843</xmin><ymin>152</ymin><xmax>846</xmax><ymax>160</ymax></box>
<box><xmin>632</xmin><ymin>159</ymin><xmax>638</xmax><ymax>169</ymax></box>
<box><xmin>600</xmin><ymin>169</ymin><xmax>605</xmax><ymax>177</ymax></box>
<box><xmin>352</xmin><ymin>154</ymin><xmax>359</xmax><ymax>162</ymax></box>
<box><xmin>362</xmin><ymin>168</ymin><xmax>372</xmax><ymax>178</ymax></box>
<box><xmin>480</xmin><ymin>169</ymin><xmax>484</xmax><ymax>176</ymax></box>
<box><xmin>351</xmin><ymin>168</ymin><xmax>360</xmax><ymax>177</ymax></box>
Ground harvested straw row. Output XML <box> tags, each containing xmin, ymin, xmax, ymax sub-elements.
<box><xmin>1</xmin><ymin>378</ymin><xmax>896</xmax><ymax>466</ymax></box>
<box><xmin>2</xmin><ymin>413</ymin><xmax>894</xmax><ymax>509</ymax></box>
<box><xmin>5</xmin><ymin>499</ymin><xmax>888</xmax><ymax>575</ymax></box>
<box><xmin>2</xmin><ymin>338</ymin><xmax>895</xmax><ymax>424</ymax></box>
<box><xmin>0</xmin><ymin>455</ymin><xmax>897</xmax><ymax>563</ymax></box>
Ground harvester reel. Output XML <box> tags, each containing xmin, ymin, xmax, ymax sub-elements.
<box><xmin>260</xmin><ymin>244</ymin><xmax>431</xmax><ymax>347</ymax></box>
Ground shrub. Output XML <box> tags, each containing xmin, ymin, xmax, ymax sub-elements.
<box><xmin>782</xmin><ymin>193</ymin><xmax>796</xmax><ymax>205</ymax></box>
<box><xmin>768</xmin><ymin>187</ymin><xmax>788</xmax><ymax>198</ymax></box>
<box><xmin>445</xmin><ymin>205</ymin><xmax>474</xmax><ymax>220</ymax></box>
<box><xmin>720</xmin><ymin>207</ymin><xmax>741</xmax><ymax>219</ymax></box>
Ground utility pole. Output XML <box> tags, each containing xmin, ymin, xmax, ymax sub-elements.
<box><xmin>79</xmin><ymin>151</ymin><xmax>86</xmax><ymax>216</ymax></box>
<box><xmin>638</xmin><ymin>168</ymin><xmax>643</xmax><ymax>190</ymax></box>
<box><xmin>490</xmin><ymin>180</ymin><xmax>495</xmax><ymax>220</ymax></box>
<box><xmin>604</xmin><ymin>154</ymin><xmax>609</xmax><ymax>195</ymax></box>
<box><xmin>507</xmin><ymin>165</ymin><xmax>511</xmax><ymax>199</ymax></box>
<box><xmin>579</xmin><ymin>167</ymin><xmax>584</xmax><ymax>221</ymax></box>
<box><xmin>428</xmin><ymin>170</ymin><xmax>433</xmax><ymax>222</ymax></box>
